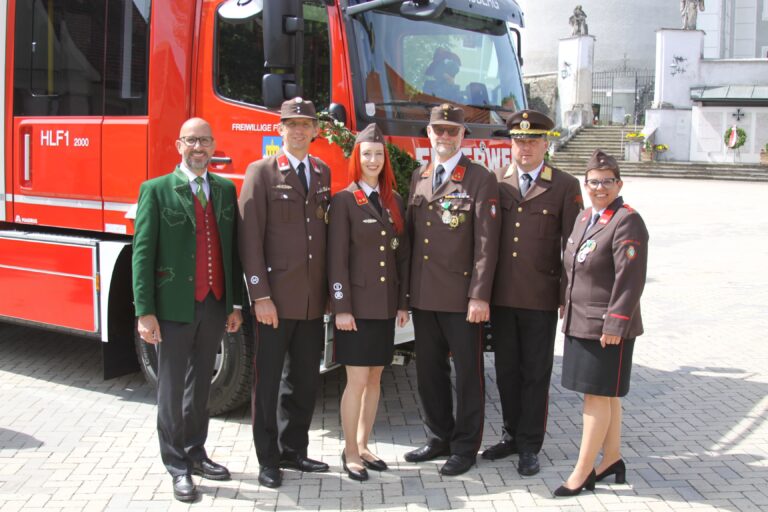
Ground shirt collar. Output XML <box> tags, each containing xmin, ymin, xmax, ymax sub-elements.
<box><xmin>358</xmin><ymin>181</ymin><xmax>380</xmax><ymax>196</ymax></box>
<box><xmin>178</xmin><ymin>162</ymin><xmax>208</xmax><ymax>183</ymax></box>
<box><xmin>282</xmin><ymin>148</ymin><xmax>310</xmax><ymax>171</ymax></box>
<box><xmin>435</xmin><ymin>150</ymin><xmax>464</xmax><ymax>176</ymax></box>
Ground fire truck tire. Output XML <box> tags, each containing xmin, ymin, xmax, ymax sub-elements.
<box><xmin>134</xmin><ymin>326</ymin><xmax>253</xmax><ymax>416</ymax></box>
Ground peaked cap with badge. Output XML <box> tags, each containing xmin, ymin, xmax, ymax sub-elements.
<box><xmin>280</xmin><ymin>97</ymin><xmax>317</xmax><ymax>121</ymax></box>
<box><xmin>506</xmin><ymin>109</ymin><xmax>555</xmax><ymax>139</ymax></box>
<box><xmin>586</xmin><ymin>149</ymin><xmax>621</xmax><ymax>178</ymax></box>
<box><xmin>429</xmin><ymin>103</ymin><xmax>465</xmax><ymax>127</ymax></box>
<box><xmin>355</xmin><ymin>123</ymin><xmax>385</xmax><ymax>145</ymax></box>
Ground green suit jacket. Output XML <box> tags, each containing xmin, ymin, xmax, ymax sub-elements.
<box><xmin>132</xmin><ymin>166</ymin><xmax>243</xmax><ymax>322</ymax></box>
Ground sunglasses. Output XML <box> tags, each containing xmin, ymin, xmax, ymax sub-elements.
<box><xmin>431</xmin><ymin>125</ymin><xmax>461</xmax><ymax>136</ymax></box>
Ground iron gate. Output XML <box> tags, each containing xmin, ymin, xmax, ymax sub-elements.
<box><xmin>592</xmin><ymin>69</ymin><xmax>654</xmax><ymax>125</ymax></box>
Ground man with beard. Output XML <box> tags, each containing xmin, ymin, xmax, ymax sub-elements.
<box><xmin>404</xmin><ymin>104</ymin><xmax>500</xmax><ymax>476</ymax></box>
<box><xmin>239</xmin><ymin>98</ymin><xmax>331</xmax><ymax>488</ymax></box>
<box><xmin>133</xmin><ymin>118</ymin><xmax>243</xmax><ymax>502</ymax></box>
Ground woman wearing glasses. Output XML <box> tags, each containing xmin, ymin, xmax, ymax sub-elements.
<box><xmin>328</xmin><ymin>124</ymin><xmax>410</xmax><ymax>481</ymax></box>
<box><xmin>554</xmin><ymin>149</ymin><xmax>649</xmax><ymax>497</ymax></box>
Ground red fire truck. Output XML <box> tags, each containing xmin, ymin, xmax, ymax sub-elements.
<box><xmin>0</xmin><ymin>0</ymin><xmax>526</xmax><ymax>413</ymax></box>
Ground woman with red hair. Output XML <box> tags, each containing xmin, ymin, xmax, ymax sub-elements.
<box><xmin>328</xmin><ymin>123</ymin><xmax>410</xmax><ymax>481</ymax></box>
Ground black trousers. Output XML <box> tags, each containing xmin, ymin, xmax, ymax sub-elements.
<box><xmin>490</xmin><ymin>306</ymin><xmax>557</xmax><ymax>454</ymax></box>
<box><xmin>412</xmin><ymin>309</ymin><xmax>485</xmax><ymax>458</ymax></box>
<box><xmin>251</xmin><ymin>317</ymin><xmax>323</xmax><ymax>467</ymax></box>
<box><xmin>156</xmin><ymin>294</ymin><xmax>226</xmax><ymax>477</ymax></box>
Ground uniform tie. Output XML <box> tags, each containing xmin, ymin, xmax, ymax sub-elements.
<box><xmin>520</xmin><ymin>173</ymin><xmax>533</xmax><ymax>196</ymax></box>
<box><xmin>194</xmin><ymin>176</ymin><xmax>207</xmax><ymax>209</ymax></box>
<box><xmin>297</xmin><ymin>162</ymin><xmax>309</xmax><ymax>194</ymax></box>
<box><xmin>587</xmin><ymin>212</ymin><xmax>600</xmax><ymax>229</ymax></box>
<box><xmin>369</xmin><ymin>190</ymin><xmax>383</xmax><ymax>215</ymax></box>
<box><xmin>433</xmin><ymin>165</ymin><xmax>446</xmax><ymax>192</ymax></box>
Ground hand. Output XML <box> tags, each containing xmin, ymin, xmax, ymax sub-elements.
<box><xmin>466</xmin><ymin>299</ymin><xmax>490</xmax><ymax>323</ymax></box>
<box><xmin>335</xmin><ymin>313</ymin><xmax>357</xmax><ymax>331</ymax></box>
<box><xmin>252</xmin><ymin>298</ymin><xmax>279</xmax><ymax>329</ymax></box>
<box><xmin>559</xmin><ymin>305</ymin><xmax>565</xmax><ymax>319</ymax></box>
<box><xmin>396</xmin><ymin>310</ymin><xmax>410</xmax><ymax>328</ymax></box>
<box><xmin>137</xmin><ymin>314</ymin><xmax>162</xmax><ymax>344</ymax></box>
<box><xmin>226</xmin><ymin>309</ymin><xmax>243</xmax><ymax>333</ymax></box>
<box><xmin>600</xmin><ymin>333</ymin><xmax>622</xmax><ymax>348</ymax></box>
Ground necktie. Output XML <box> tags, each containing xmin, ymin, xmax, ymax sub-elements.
<box><xmin>297</xmin><ymin>162</ymin><xmax>309</xmax><ymax>194</ymax></box>
<box><xmin>520</xmin><ymin>173</ymin><xmax>532</xmax><ymax>196</ymax></box>
<box><xmin>588</xmin><ymin>212</ymin><xmax>600</xmax><ymax>229</ymax></box>
<box><xmin>194</xmin><ymin>176</ymin><xmax>207</xmax><ymax>209</ymax></box>
<box><xmin>433</xmin><ymin>165</ymin><xmax>445</xmax><ymax>192</ymax></box>
<box><xmin>369</xmin><ymin>190</ymin><xmax>383</xmax><ymax>215</ymax></box>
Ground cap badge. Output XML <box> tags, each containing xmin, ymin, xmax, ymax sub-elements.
<box><xmin>295</xmin><ymin>97</ymin><xmax>303</xmax><ymax>103</ymax></box>
<box><xmin>520</xmin><ymin>120</ymin><xmax>531</xmax><ymax>130</ymax></box>
<box><xmin>522</xmin><ymin>112</ymin><xmax>529</xmax><ymax>119</ymax></box>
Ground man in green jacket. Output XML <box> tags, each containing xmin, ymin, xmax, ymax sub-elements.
<box><xmin>132</xmin><ymin>118</ymin><xmax>243</xmax><ymax>502</ymax></box>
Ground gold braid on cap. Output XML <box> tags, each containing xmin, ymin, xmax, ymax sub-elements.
<box><xmin>508</xmin><ymin>128</ymin><xmax>557</xmax><ymax>136</ymax></box>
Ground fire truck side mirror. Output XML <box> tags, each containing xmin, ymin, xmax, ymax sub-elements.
<box><xmin>400</xmin><ymin>0</ymin><xmax>446</xmax><ymax>20</ymax></box>
<box><xmin>262</xmin><ymin>0</ymin><xmax>304</xmax><ymax>107</ymax></box>
<box><xmin>263</xmin><ymin>74</ymin><xmax>299</xmax><ymax>109</ymax></box>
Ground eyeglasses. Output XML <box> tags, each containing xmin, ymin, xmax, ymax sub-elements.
<box><xmin>178</xmin><ymin>136</ymin><xmax>214</xmax><ymax>147</ymax></box>
<box><xmin>585</xmin><ymin>178</ymin><xmax>619</xmax><ymax>189</ymax></box>
<box><xmin>431</xmin><ymin>125</ymin><xmax>461</xmax><ymax>136</ymax></box>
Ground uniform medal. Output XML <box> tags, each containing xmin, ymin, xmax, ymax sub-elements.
<box><xmin>390</xmin><ymin>237</ymin><xmax>400</xmax><ymax>250</ymax></box>
<box><xmin>442</xmin><ymin>210</ymin><xmax>452</xmax><ymax>224</ymax></box>
<box><xmin>316</xmin><ymin>205</ymin><xmax>325</xmax><ymax>220</ymax></box>
<box><xmin>449</xmin><ymin>216</ymin><xmax>459</xmax><ymax>228</ymax></box>
<box><xmin>577</xmin><ymin>239</ymin><xmax>597</xmax><ymax>263</ymax></box>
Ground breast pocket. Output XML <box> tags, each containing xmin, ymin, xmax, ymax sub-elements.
<box><xmin>271</xmin><ymin>188</ymin><xmax>301</xmax><ymax>223</ymax></box>
<box><xmin>534</xmin><ymin>202</ymin><xmax>560</xmax><ymax>237</ymax></box>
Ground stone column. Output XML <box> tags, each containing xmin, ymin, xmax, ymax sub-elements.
<box><xmin>557</xmin><ymin>35</ymin><xmax>595</xmax><ymax>129</ymax></box>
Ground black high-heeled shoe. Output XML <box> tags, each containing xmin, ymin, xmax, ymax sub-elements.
<box><xmin>553</xmin><ymin>469</ymin><xmax>596</xmax><ymax>497</ymax></box>
<box><xmin>595</xmin><ymin>459</ymin><xmax>626</xmax><ymax>484</ymax></box>
<box><xmin>341</xmin><ymin>450</ymin><xmax>369</xmax><ymax>482</ymax></box>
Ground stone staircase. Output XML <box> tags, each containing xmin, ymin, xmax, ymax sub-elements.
<box><xmin>550</xmin><ymin>126</ymin><xmax>768</xmax><ymax>182</ymax></box>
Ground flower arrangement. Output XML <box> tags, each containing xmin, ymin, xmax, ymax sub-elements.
<box><xmin>625</xmin><ymin>132</ymin><xmax>644</xmax><ymax>141</ymax></box>
<box><xmin>723</xmin><ymin>126</ymin><xmax>747</xmax><ymax>150</ymax></box>
<box><xmin>317</xmin><ymin>112</ymin><xmax>356</xmax><ymax>157</ymax></box>
<box><xmin>644</xmin><ymin>138</ymin><xmax>653</xmax><ymax>152</ymax></box>
<box><xmin>654</xmin><ymin>144</ymin><xmax>669</xmax><ymax>153</ymax></box>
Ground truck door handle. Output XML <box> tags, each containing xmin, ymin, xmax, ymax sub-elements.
<box><xmin>23</xmin><ymin>133</ymin><xmax>31</xmax><ymax>181</ymax></box>
<box><xmin>210</xmin><ymin>156</ymin><xmax>232</xmax><ymax>165</ymax></box>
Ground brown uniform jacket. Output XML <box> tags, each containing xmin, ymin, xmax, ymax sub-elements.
<box><xmin>238</xmin><ymin>150</ymin><xmax>331</xmax><ymax>320</ymax></box>
<box><xmin>562</xmin><ymin>197</ymin><xmax>648</xmax><ymax>339</ymax></box>
<box><xmin>407</xmin><ymin>154</ymin><xmax>500</xmax><ymax>313</ymax></box>
<box><xmin>327</xmin><ymin>184</ymin><xmax>409</xmax><ymax>319</ymax></box>
<box><xmin>491</xmin><ymin>163</ymin><xmax>582</xmax><ymax>311</ymax></box>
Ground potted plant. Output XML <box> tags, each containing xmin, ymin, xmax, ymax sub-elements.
<box><xmin>653</xmin><ymin>144</ymin><xmax>669</xmax><ymax>161</ymax></box>
<box><xmin>641</xmin><ymin>138</ymin><xmax>654</xmax><ymax>162</ymax></box>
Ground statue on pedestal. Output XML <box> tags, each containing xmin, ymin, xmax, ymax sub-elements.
<box><xmin>681</xmin><ymin>0</ymin><xmax>705</xmax><ymax>30</ymax></box>
<box><xmin>569</xmin><ymin>5</ymin><xmax>588</xmax><ymax>36</ymax></box>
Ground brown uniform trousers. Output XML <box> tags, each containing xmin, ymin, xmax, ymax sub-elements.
<box><xmin>562</xmin><ymin>196</ymin><xmax>648</xmax><ymax>340</ymax></box>
<box><xmin>407</xmin><ymin>155</ymin><xmax>500</xmax><ymax>458</ymax></box>
<box><xmin>327</xmin><ymin>184</ymin><xmax>409</xmax><ymax>318</ymax></box>
<box><xmin>489</xmin><ymin>163</ymin><xmax>582</xmax><ymax>454</ymax></box>
<box><xmin>238</xmin><ymin>149</ymin><xmax>330</xmax><ymax>467</ymax></box>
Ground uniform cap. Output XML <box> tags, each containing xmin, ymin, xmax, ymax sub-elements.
<box><xmin>429</xmin><ymin>103</ymin><xmax>465</xmax><ymax>127</ymax></box>
<box><xmin>506</xmin><ymin>109</ymin><xmax>554</xmax><ymax>138</ymax></box>
<box><xmin>280</xmin><ymin>97</ymin><xmax>317</xmax><ymax>120</ymax></box>
<box><xmin>586</xmin><ymin>149</ymin><xmax>621</xmax><ymax>178</ymax></box>
<box><xmin>355</xmin><ymin>123</ymin><xmax>385</xmax><ymax>145</ymax></box>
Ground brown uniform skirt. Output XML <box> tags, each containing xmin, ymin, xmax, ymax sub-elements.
<box><xmin>561</xmin><ymin>335</ymin><xmax>635</xmax><ymax>397</ymax></box>
<box><xmin>334</xmin><ymin>318</ymin><xmax>395</xmax><ymax>367</ymax></box>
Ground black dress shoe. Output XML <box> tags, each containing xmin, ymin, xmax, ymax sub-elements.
<box><xmin>172</xmin><ymin>474</ymin><xmax>197</xmax><ymax>502</ymax></box>
<box><xmin>439</xmin><ymin>454</ymin><xmax>475</xmax><ymax>476</ymax></box>
<box><xmin>481</xmin><ymin>440</ymin><xmax>517</xmax><ymax>461</ymax></box>
<box><xmin>341</xmin><ymin>450</ymin><xmax>369</xmax><ymax>482</ymax></box>
<box><xmin>595</xmin><ymin>458</ymin><xmax>626</xmax><ymax>484</ymax></box>
<box><xmin>191</xmin><ymin>457</ymin><xmax>231</xmax><ymax>481</ymax></box>
<box><xmin>361</xmin><ymin>455</ymin><xmax>388</xmax><ymax>472</ymax></box>
<box><xmin>258</xmin><ymin>466</ymin><xmax>282</xmax><ymax>488</ymax></box>
<box><xmin>404</xmin><ymin>442</ymin><xmax>450</xmax><ymax>463</ymax></box>
<box><xmin>554</xmin><ymin>469</ymin><xmax>596</xmax><ymax>497</ymax></box>
<box><xmin>279</xmin><ymin>453</ymin><xmax>329</xmax><ymax>473</ymax></box>
<box><xmin>517</xmin><ymin>452</ymin><xmax>540</xmax><ymax>476</ymax></box>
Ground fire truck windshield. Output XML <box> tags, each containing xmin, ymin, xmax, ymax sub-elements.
<box><xmin>347</xmin><ymin>8</ymin><xmax>525</xmax><ymax>131</ymax></box>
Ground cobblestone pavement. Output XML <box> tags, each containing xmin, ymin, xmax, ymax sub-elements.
<box><xmin>1</xmin><ymin>178</ymin><xmax>767</xmax><ymax>512</ymax></box>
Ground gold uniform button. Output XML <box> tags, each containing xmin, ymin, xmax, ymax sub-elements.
<box><xmin>424</xmin><ymin>255</ymin><xmax>429</xmax><ymax>260</ymax></box>
<box><xmin>428</xmin><ymin>205</ymin><xmax>433</xmax><ymax>210</ymax></box>
<box><xmin>426</xmin><ymin>221</ymin><xmax>432</xmax><ymax>227</ymax></box>
<box><xmin>379</xmin><ymin>261</ymin><xmax>385</xmax><ymax>267</ymax></box>
<box><xmin>380</xmin><ymin>276</ymin><xmax>386</xmax><ymax>283</ymax></box>
<box><xmin>463</xmin><ymin>271</ymin><xmax>469</xmax><ymax>276</ymax></box>
<box><xmin>514</xmin><ymin>237</ymin><xmax>519</xmax><ymax>242</ymax></box>
<box><xmin>512</xmin><ymin>252</ymin><xmax>518</xmax><ymax>257</ymax></box>
<box><xmin>381</xmin><ymin>230</ymin><xmax>386</xmax><ymax>236</ymax></box>
<box><xmin>380</xmin><ymin>246</ymin><xmax>385</xmax><ymax>251</ymax></box>
<box><xmin>515</xmin><ymin>222</ymin><xmax>521</xmax><ymax>227</ymax></box>
<box><xmin>543</xmin><ymin>209</ymin><xmax>548</xmax><ymax>215</ymax></box>
<box><xmin>517</xmin><ymin>207</ymin><xmax>523</xmax><ymax>213</ymax></box>
<box><xmin>424</xmin><ymin>239</ymin><xmax>429</xmax><ymax>244</ymax></box>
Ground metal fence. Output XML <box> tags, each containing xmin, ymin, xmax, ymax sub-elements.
<box><xmin>592</xmin><ymin>69</ymin><xmax>654</xmax><ymax>125</ymax></box>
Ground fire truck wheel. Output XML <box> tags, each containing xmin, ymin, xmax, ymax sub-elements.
<box><xmin>134</xmin><ymin>326</ymin><xmax>253</xmax><ymax>416</ymax></box>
